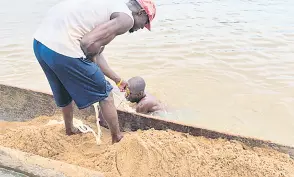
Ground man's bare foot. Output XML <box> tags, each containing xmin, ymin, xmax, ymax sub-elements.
<box><xmin>112</xmin><ymin>133</ymin><xmax>124</xmax><ymax>144</ymax></box>
<box><xmin>65</xmin><ymin>126</ymin><xmax>81</xmax><ymax>135</ymax></box>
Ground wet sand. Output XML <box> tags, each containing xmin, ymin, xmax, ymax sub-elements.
<box><xmin>1</xmin><ymin>116</ymin><xmax>294</xmax><ymax>177</ymax></box>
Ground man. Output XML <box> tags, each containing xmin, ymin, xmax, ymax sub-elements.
<box><xmin>98</xmin><ymin>76</ymin><xmax>165</xmax><ymax>128</ymax></box>
<box><xmin>32</xmin><ymin>0</ymin><xmax>156</xmax><ymax>144</ymax></box>
<box><xmin>125</xmin><ymin>76</ymin><xmax>165</xmax><ymax>114</ymax></box>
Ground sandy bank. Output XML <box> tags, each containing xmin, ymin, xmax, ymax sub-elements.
<box><xmin>1</xmin><ymin>116</ymin><xmax>294</xmax><ymax>177</ymax></box>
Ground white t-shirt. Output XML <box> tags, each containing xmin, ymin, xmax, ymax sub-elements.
<box><xmin>34</xmin><ymin>0</ymin><xmax>134</xmax><ymax>58</ymax></box>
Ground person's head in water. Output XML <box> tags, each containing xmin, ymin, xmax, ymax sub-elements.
<box><xmin>126</xmin><ymin>0</ymin><xmax>156</xmax><ymax>33</ymax></box>
<box><xmin>125</xmin><ymin>76</ymin><xmax>146</xmax><ymax>103</ymax></box>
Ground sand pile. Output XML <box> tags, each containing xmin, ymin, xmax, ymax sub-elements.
<box><xmin>1</xmin><ymin>116</ymin><xmax>294</xmax><ymax>177</ymax></box>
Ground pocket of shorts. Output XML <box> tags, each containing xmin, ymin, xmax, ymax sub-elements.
<box><xmin>89</xmin><ymin>67</ymin><xmax>107</xmax><ymax>94</ymax></box>
<box><xmin>79</xmin><ymin>57</ymin><xmax>99</xmax><ymax>77</ymax></box>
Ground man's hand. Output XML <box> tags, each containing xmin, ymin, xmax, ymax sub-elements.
<box><xmin>99</xmin><ymin>46</ymin><xmax>105</xmax><ymax>54</ymax></box>
<box><xmin>116</xmin><ymin>79</ymin><xmax>128</xmax><ymax>92</ymax></box>
<box><xmin>84</xmin><ymin>46</ymin><xmax>105</xmax><ymax>62</ymax></box>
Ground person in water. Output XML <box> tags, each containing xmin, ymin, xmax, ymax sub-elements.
<box><xmin>32</xmin><ymin>0</ymin><xmax>156</xmax><ymax>144</ymax></box>
<box><xmin>125</xmin><ymin>76</ymin><xmax>164</xmax><ymax>114</ymax></box>
<box><xmin>98</xmin><ymin>76</ymin><xmax>164</xmax><ymax>127</ymax></box>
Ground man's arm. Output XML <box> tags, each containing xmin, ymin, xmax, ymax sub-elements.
<box><xmin>80</xmin><ymin>13</ymin><xmax>133</xmax><ymax>60</ymax></box>
<box><xmin>95</xmin><ymin>54</ymin><xmax>121</xmax><ymax>84</ymax></box>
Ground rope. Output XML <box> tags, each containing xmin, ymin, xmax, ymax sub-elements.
<box><xmin>44</xmin><ymin>91</ymin><xmax>132</xmax><ymax>146</ymax></box>
<box><xmin>73</xmin><ymin>118</ymin><xmax>102</xmax><ymax>145</ymax></box>
<box><xmin>45</xmin><ymin>117</ymin><xmax>102</xmax><ymax>145</ymax></box>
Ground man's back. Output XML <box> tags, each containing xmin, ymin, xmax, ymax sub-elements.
<box><xmin>34</xmin><ymin>0</ymin><xmax>133</xmax><ymax>58</ymax></box>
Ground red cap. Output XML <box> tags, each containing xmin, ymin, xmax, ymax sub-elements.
<box><xmin>136</xmin><ymin>0</ymin><xmax>156</xmax><ymax>31</ymax></box>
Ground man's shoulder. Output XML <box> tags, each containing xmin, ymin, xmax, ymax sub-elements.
<box><xmin>112</xmin><ymin>12</ymin><xmax>134</xmax><ymax>35</ymax></box>
<box><xmin>109</xmin><ymin>5</ymin><xmax>134</xmax><ymax>35</ymax></box>
<box><xmin>136</xmin><ymin>96</ymin><xmax>164</xmax><ymax>114</ymax></box>
<box><xmin>138</xmin><ymin>94</ymin><xmax>159</xmax><ymax>108</ymax></box>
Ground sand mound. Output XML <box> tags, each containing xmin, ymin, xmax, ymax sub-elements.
<box><xmin>1</xmin><ymin>116</ymin><xmax>294</xmax><ymax>177</ymax></box>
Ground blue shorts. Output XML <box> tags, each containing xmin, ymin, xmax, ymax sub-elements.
<box><xmin>33</xmin><ymin>39</ymin><xmax>113</xmax><ymax>109</ymax></box>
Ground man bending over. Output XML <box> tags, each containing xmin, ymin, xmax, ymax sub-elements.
<box><xmin>32</xmin><ymin>0</ymin><xmax>156</xmax><ymax>143</ymax></box>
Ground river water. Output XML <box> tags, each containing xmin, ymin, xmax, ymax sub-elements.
<box><xmin>0</xmin><ymin>0</ymin><xmax>294</xmax><ymax>146</ymax></box>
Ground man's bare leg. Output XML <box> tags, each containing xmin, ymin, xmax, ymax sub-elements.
<box><xmin>99</xmin><ymin>92</ymin><xmax>123</xmax><ymax>143</ymax></box>
<box><xmin>62</xmin><ymin>101</ymin><xmax>80</xmax><ymax>135</ymax></box>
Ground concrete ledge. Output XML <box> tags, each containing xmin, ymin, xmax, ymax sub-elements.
<box><xmin>0</xmin><ymin>146</ymin><xmax>104</xmax><ymax>177</ymax></box>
